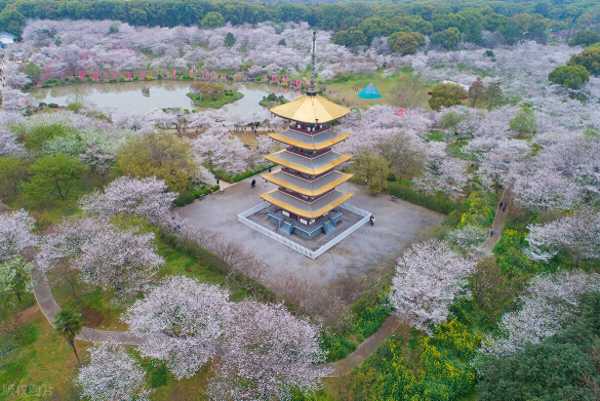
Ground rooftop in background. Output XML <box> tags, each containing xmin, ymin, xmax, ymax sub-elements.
<box><xmin>270</xmin><ymin>94</ymin><xmax>351</xmax><ymax>124</ymax></box>
<box><xmin>0</xmin><ymin>32</ymin><xmax>15</xmax><ymax>45</ymax></box>
<box><xmin>358</xmin><ymin>83</ymin><xmax>382</xmax><ymax>100</ymax></box>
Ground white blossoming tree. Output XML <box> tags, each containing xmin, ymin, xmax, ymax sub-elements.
<box><xmin>526</xmin><ymin>208</ymin><xmax>600</xmax><ymax>262</ymax></box>
<box><xmin>37</xmin><ymin>218</ymin><xmax>163</xmax><ymax>293</ymax></box>
<box><xmin>81</xmin><ymin>176</ymin><xmax>177</xmax><ymax>222</ymax></box>
<box><xmin>0</xmin><ymin>210</ymin><xmax>37</xmax><ymax>263</ymax></box>
<box><xmin>210</xmin><ymin>301</ymin><xmax>329</xmax><ymax>401</ymax></box>
<box><xmin>125</xmin><ymin>276</ymin><xmax>232</xmax><ymax>379</ymax></box>
<box><xmin>77</xmin><ymin>343</ymin><xmax>150</xmax><ymax>401</ymax></box>
<box><xmin>480</xmin><ymin>271</ymin><xmax>600</xmax><ymax>357</ymax></box>
<box><xmin>390</xmin><ymin>240</ymin><xmax>475</xmax><ymax>331</ymax></box>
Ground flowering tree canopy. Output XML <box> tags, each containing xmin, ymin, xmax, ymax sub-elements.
<box><xmin>210</xmin><ymin>301</ymin><xmax>328</xmax><ymax>401</ymax></box>
<box><xmin>0</xmin><ymin>210</ymin><xmax>36</xmax><ymax>263</ymax></box>
<box><xmin>480</xmin><ymin>271</ymin><xmax>600</xmax><ymax>357</ymax></box>
<box><xmin>390</xmin><ymin>240</ymin><xmax>475</xmax><ymax>331</ymax></box>
<box><xmin>37</xmin><ymin>218</ymin><xmax>163</xmax><ymax>293</ymax></box>
<box><xmin>77</xmin><ymin>343</ymin><xmax>150</xmax><ymax>401</ymax></box>
<box><xmin>125</xmin><ymin>276</ymin><xmax>232</xmax><ymax>379</ymax></box>
<box><xmin>526</xmin><ymin>208</ymin><xmax>600</xmax><ymax>262</ymax></box>
<box><xmin>81</xmin><ymin>176</ymin><xmax>177</xmax><ymax>222</ymax></box>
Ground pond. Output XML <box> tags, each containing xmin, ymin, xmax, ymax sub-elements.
<box><xmin>30</xmin><ymin>81</ymin><xmax>298</xmax><ymax>117</ymax></box>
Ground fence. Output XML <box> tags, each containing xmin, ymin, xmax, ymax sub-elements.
<box><xmin>237</xmin><ymin>202</ymin><xmax>372</xmax><ymax>260</ymax></box>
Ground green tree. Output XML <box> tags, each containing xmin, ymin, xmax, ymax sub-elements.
<box><xmin>116</xmin><ymin>132</ymin><xmax>196</xmax><ymax>193</ymax></box>
<box><xmin>24</xmin><ymin>62</ymin><xmax>41</xmax><ymax>83</ymax></box>
<box><xmin>0</xmin><ymin>6</ymin><xmax>25</xmax><ymax>37</ymax></box>
<box><xmin>388</xmin><ymin>31</ymin><xmax>425</xmax><ymax>55</ymax></box>
<box><xmin>569</xmin><ymin>44</ymin><xmax>600</xmax><ymax>76</ymax></box>
<box><xmin>484</xmin><ymin>81</ymin><xmax>504</xmax><ymax>110</ymax></box>
<box><xmin>200</xmin><ymin>11</ymin><xmax>225</xmax><ymax>28</ymax></box>
<box><xmin>431</xmin><ymin>27</ymin><xmax>461</xmax><ymax>50</ymax></box>
<box><xmin>510</xmin><ymin>103</ymin><xmax>537</xmax><ymax>136</ymax></box>
<box><xmin>357</xmin><ymin>16</ymin><xmax>394</xmax><ymax>44</ymax></box>
<box><xmin>54</xmin><ymin>308</ymin><xmax>83</xmax><ymax>364</ymax></box>
<box><xmin>352</xmin><ymin>151</ymin><xmax>390</xmax><ymax>194</ymax></box>
<box><xmin>0</xmin><ymin>157</ymin><xmax>28</xmax><ymax>201</ymax></box>
<box><xmin>21</xmin><ymin>122</ymin><xmax>79</xmax><ymax>151</ymax></box>
<box><xmin>428</xmin><ymin>83</ymin><xmax>468</xmax><ymax>111</ymax></box>
<box><xmin>0</xmin><ymin>257</ymin><xmax>32</xmax><ymax>304</ymax></box>
<box><xmin>569</xmin><ymin>30</ymin><xmax>600</xmax><ymax>47</ymax></box>
<box><xmin>549</xmin><ymin>64</ymin><xmax>590</xmax><ymax>89</ymax></box>
<box><xmin>21</xmin><ymin>154</ymin><xmax>88</xmax><ymax>206</ymax></box>
<box><xmin>333</xmin><ymin>28</ymin><xmax>368</xmax><ymax>48</ymax></box>
<box><xmin>224</xmin><ymin>32</ymin><xmax>236</xmax><ymax>48</ymax></box>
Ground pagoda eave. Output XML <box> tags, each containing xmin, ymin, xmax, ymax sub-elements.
<box><xmin>263</xmin><ymin>171</ymin><xmax>353</xmax><ymax>197</ymax></box>
<box><xmin>268</xmin><ymin>130</ymin><xmax>350</xmax><ymax>151</ymax></box>
<box><xmin>260</xmin><ymin>189</ymin><xmax>353</xmax><ymax>220</ymax></box>
<box><xmin>264</xmin><ymin>150</ymin><xmax>352</xmax><ymax>176</ymax></box>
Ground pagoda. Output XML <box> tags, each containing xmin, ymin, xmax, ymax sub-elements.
<box><xmin>260</xmin><ymin>32</ymin><xmax>354</xmax><ymax>238</ymax></box>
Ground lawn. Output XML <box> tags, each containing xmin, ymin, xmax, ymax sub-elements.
<box><xmin>0</xmin><ymin>312</ymin><xmax>82</xmax><ymax>401</ymax></box>
<box><xmin>323</xmin><ymin>69</ymin><xmax>432</xmax><ymax>109</ymax></box>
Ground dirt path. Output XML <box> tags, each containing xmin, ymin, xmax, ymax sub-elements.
<box><xmin>31</xmin><ymin>265</ymin><xmax>144</xmax><ymax>346</ymax></box>
<box><xmin>327</xmin><ymin>185</ymin><xmax>513</xmax><ymax>377</ymax></box>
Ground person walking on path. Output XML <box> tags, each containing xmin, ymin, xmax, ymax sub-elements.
<box><xmin>251</xmin><ymin>179</ymin><xmax>256</xmax><ymax>188</ymax></box>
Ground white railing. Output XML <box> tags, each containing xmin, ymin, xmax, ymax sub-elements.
<box><xmin>237</xmin><ymin>202</ymin><xmax>372</xmax><ymax>260</ymax></box>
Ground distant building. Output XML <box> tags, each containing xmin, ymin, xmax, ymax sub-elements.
<box><xmin>0</xmin><ymin>32</ymin><xmax>15</xmax><ymax>48</ymax></box>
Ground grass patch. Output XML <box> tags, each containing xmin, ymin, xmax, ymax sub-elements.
<box><xmin>324</xmin><ymin>70</ymin><xmax>431</xmax><ymax>109</ymax></box>
<box><xmin>0</xmin><ymin>313</ymin><xmax>82</xmax><ymax>401</ymax></box>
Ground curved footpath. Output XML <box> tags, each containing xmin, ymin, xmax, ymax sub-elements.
<box><xmin>30</xmin><ymin>186</ymin><xmax>513</xmax><ymax>373</ymax></box>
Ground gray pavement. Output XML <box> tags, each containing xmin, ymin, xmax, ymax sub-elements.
<box><xmin>177</xmin><ymin>179</ymin><xmax>444</xmax><ymax>290</ymax></box>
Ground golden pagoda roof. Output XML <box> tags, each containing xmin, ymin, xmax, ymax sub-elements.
<box><xmin>270</xmin><ymin>95</ymin><xmax>351</xmax><ymax>124</ymax></box>
<box><xmin>268</xmin><ymin>129</ymin><xmax>350</xmax><ymax>151</ymax></box>
<box><xmin>263</xmin><ymin>170</ymin><xmax>353</xmax><ymax>197</ymax></box>
<box><xmin>264</xmin><ymin>150</ymin><xmax>351</xmax><ymax>176</ymax></box>
<box><xmin>261</xmin><ymin>189</ymin><xmax>352</xmax><ymax>219</ymax></box>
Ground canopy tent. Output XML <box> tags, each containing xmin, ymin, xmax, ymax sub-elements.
<box><xmin>358</xmin><ymin>83</ymin><xmax>382</xmax><ymax>100</ymax></box>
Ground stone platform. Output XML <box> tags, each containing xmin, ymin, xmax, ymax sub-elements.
<box><xmin>239</xmin><ymin>202</ymin><xmax>371</xmax><ymax>259</ymax></box>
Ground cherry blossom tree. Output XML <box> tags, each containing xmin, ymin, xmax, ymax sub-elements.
<box><xmin>125</xmin><ymin>276</ymin><xmax>232</xmax><ymax>379</ymax></box>
<box><xmin>81</xmin><ymin>176</ymin><xmax>177</xmax><ymax>222</ymax></box>
<box><xmin>480</xmin><ymin>271</ymin><xmax>600</xmax><ymax>357</ymax></box>
<box><xmin>526</xmin><ymin>208</ymin><xmax>600</xmax><ymax>262</ymax></box>
<box><xmin>412</xmin><ymin>142</ymin><xmax>469</xmax><ymax>198</ymax></box>
<box><xmin>0</xmin><ymin>129</ymin><xmax>26</xmax><ymax>157</ymax></box>
<box><xmin>37</xmin><ymin>218</ymin><xmax>163</xmax><ymax>293</ymax></box>
<box><xmin>210</xmin><ymin>301</ymin><xmax>329</xmax><ymax>401</ymax></box>
<box><xmin>192</xmin><ymin>127</ymin><xmax>254</xmax><ymax>174</ymax></box>
<box><xmin>390</xmin><ymin>240</ymin><xmax>475</xmax><ymax>331</ymax></box>
<box><xmin>0</xmin><ymin>210</ymin><xmax>36</xmax><ymax>263</ymax></box>
<box><xmin>77</xmin><ymin>343</ymin><xmax>150</xmax><ymax>401</ymax></box>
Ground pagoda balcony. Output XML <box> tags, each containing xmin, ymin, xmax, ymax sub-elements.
<box><xmin>264</xmin><ymin>149</ymin><xmax>351</xmax><ymax>176</ymax></box>
<box><xmin>263</xmin><ymin>170</ymin><xmax>353</xmax><ymax>197</ymax></box>
<box><xmin>268</xmin><ymin>129</ymin><xmax>350</xmax><ymax>151</ymax></box>
<box><xmin>260</xmin><ymin>188</ymin><xmax>353</xmax><ymax>219</ymax></box>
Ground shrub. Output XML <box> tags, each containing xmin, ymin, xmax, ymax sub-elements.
<box><xmin>19</xmin><ymin>123</ymin><xmax>78</xmax><ymax>150</ymax></box>
<box><xmin>21</xmin><ymin>154</ymin><xmax>88</xmax><ymax>207</ymax></box>
<box><xmin>0</xmin><ymin>157</ymin><xmax>28</xmax><ymax>201</ymax></box>
<box><xmin>569</xmin><ymin>44</ymin><xmax>600</xmax><ymax>76</ymax></box>
<box><xmin>509</xmin><ymin>103</ymin><xmax>537</xmax><ymax>136</ymax></box>
<box><xmin>388</xmin><ymin>180</ymin><xmax>460</xmax><ymax>214</ymax></box>
<box><xmin>116</xmin><ymin>132</ymin><xmax>196</xmax><ymax>193</ymax></box>
<box><xmin>428</xmin><ymin>83</ymin><xmax>468</xmax><ymax>111</ymax></box>
<box><xmin>549</xmin><ymin>64</ymin><xmax>590</xmax><ymax>89</ymax></box>
<box><xmin>388</xmin><ymin>31</ymin><xmax>425</xmax><ymax>55</ymax></box>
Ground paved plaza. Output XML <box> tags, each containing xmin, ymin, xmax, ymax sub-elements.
<box><xmin>177</xmin><ymin>178</ymin><xmax>444</xmax><ymax>290</ymax></box>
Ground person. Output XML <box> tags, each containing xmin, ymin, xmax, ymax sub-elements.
<box><xmin>251</xmin><ymin>179</ymin><xmax>256</xmax><ymax>188</ymax></box>
<box><xmin>369</xmin><ymin>215</ymin><xmax>375</xmax><ymax>226</ymax></box>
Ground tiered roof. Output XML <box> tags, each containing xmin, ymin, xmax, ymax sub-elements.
<box><xmin>270</xmin><ymin>95</ymin><xmax>350</xmax><ymax>124</ymax></box>
<box><xmin>263</xmin><ymin>170</ymin><xmax>352</xmax><ymax>197</ymax></box>
<box><xmin>268</xmin><ymin>128</ymin><xmax>350</xmax><ymax>150</ymax></box>
<box><xmin>264</xmin><ymin>149</ymin><xmax>351</xmax><ymax>176</ymax></box>
<box><xmin>261</xmin><ymin>189</ymin><xmax>352</xmax><ymax>219</ymax></box>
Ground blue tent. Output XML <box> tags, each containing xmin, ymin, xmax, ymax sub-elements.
<box><xmin>358</xmin><ymin>83</ymin><xmax>382</xmax><ymax>100</ymax></box>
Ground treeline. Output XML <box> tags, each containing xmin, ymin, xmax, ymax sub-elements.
<box><xmin>1</xmin><ymin>0</ymin><xmax>599</xmax><ymax>45</ymax></box>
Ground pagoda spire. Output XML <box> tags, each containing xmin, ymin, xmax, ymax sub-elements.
<box><xmin>307</xmin><ymin>31</ymin><xmax>318</xmax><ymax>96</ymax></box>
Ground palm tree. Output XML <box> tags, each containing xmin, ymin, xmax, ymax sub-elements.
<box><xmin>54</xmin><ymin>308</ymin><xmax>83</xmax><ymax>364</ymax></box>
